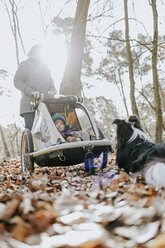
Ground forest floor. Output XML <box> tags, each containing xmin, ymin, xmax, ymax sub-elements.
<box><xmin>0</xmin><ymin>155</ymin><xmax>165</xmax><ymax>248</ymax></box>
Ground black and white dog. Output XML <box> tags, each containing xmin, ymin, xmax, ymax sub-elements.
<box><xmin>113</xmin><ymin>115</ymin><xmax>165</xmax><ymax>187</ymax></box>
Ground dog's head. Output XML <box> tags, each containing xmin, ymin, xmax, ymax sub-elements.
<box><xmin>112</xmin><ymin>119</ymin><xmax>134</xmax><ymax>151</ymax></box>
<box><xmin>113</xmin><ymin>117</ymin><xmax>153</xmax><ymax>152</ymax></box>
<box><xmin>128</xmin><ymin>115</ymin><xmax>143</xmax><ymax>131</ymax></box>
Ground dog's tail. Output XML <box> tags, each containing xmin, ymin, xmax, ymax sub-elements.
<box><xmin>144</xmin><ymin>160</ymin><xmax>165</xmax><ymax>187</ymax></box>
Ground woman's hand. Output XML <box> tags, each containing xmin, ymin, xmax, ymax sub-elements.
<box><xmin>32</xmin><ymin>91</ymin><xmax>40</xmax><ymax>98</ymax></box>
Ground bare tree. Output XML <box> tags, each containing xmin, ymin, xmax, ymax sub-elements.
<box><xmin>98</xmin><ymin>30</ymin><xmax>130</xmax><ymax>118</ymax></box>
<box><xmin>1</xmin><ymin>0</ymin><xmax>26</xmax><ymax>65</ymax></box>
<box><xmin>0</xmin><ymin>125</ymin><xmax>10</xmax><ymax>158</ymax></box>
<box><xmin>9</xmin><ymin>123</ymin><xmax>21</xmax><ymax>157</ymax></box>
<box><xmin>124</xmin><ymin>0</ymin><xmax>139</xmax><ymax>117</ymax></box>
<box><xmin>150</xmin><ymin>0</ymin><xmax>163</xmax><ymax>142</ymax></box>
<box><xmin>117</xmin><ymin>69</ymin><xmax>129</xmax><ymax>118</ymax></box>
<box><xmin>60</xmin><ymin>0</ymin><xmax>90</xmax><ymax>96</ymax></box>
<box><xmin>14</xmin><ymin>123</ymin><xmax>20</xmax><ymax>155</ymax></box>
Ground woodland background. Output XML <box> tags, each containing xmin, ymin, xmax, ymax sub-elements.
<box><xmin>0</xmin><ymin>0</ymin><xmax>165</xmax><ymax>159</ymax></box>
<box><xmin>0</xmin><ymin>1</ymin><xmax>165</xmax><ymax>247</ymax></box>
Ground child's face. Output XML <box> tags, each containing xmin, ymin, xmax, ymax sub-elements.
<box><xmin>55</xmin><ymin>119</ymin><xmax>65</xmax><ymax>132</ymax></box>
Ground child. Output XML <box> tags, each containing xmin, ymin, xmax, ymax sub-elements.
<box><xmin>52</xmin><ymin>113</ymin><xmax>81</xmax><ymax>142</ymax></box>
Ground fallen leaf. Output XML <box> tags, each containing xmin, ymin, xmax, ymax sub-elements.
<box><xmin>11</xmin><ymin>216</ymin><xmax>31</xmax><ymax>241</ymax></box>
<box><xmin>150</xmin><ymin>233</ymin><xmax>165</xmax><ymax>248</ymax></box>
<box><xmin>0</xmin><ymin>199</ymin><xmax>19</xmax><ymax>221</ymax></box>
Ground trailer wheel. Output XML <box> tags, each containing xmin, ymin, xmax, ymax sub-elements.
<box><xmin>21</xmin><ymin>129</ymin><xmax>34</xmax><ymax>173</ymax></box>
<box><xmin>84</xmin><ymin>151</ymin><xmax>95</xmax><ymax>175</ymax></box>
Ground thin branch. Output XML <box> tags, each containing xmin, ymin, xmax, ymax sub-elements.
<box><xmin>56</xmin><ymin>0</ymin><xmax>73</xmax><ymax>18</ymax></box>
<box><xmin>98</xmin><ymin>17</ymin><xmax>152</xmax><ymax>42</ymax></box>
<box><xmin>10</xmin><ymin>127</ymin><xmax>21</xmax><ymax>143</ymax></box>
<box><xmin>91</xmin><ymin>0</ymin><xmax>102</xmax><ymax>6</ymax></box>
<box><xmin>9</xmin><ymin>0</ymin><xmax>20</xmax><ymax>65</ymax></box>
<box><xmin>13</xmin><ymin>2</ymin><xmax>26</xmax><ymax>54</ymax></box>
<box><xmin>38</xmin><ymin>0</ymin><xmax>45</xmax><ymax>33</ymax></box>
<box><xmin>136</xmin><ymin>87</ymin><xmax>155</xmax><ymax>111</ymax></box>
<box><xmin>87</xmin><ymin>9</ymin><xmax>112</xmax><ymax>22</ymax></box>
<box><xmin>2</xmin><ymin>0</ymin><xmax>26</xmax><ymax>63</ymax></box>
<box><xmin>87</xmin><ymin>33</ymin><xmax>152</xmax><ymax>52</ymax></box>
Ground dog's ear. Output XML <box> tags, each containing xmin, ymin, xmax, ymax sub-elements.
<box><xmin>112</xmin><ymin>119</ymin><xmax>125</xmax><ymax>125</ymax></box>
<box><xmin>128</xmin><ymin>115</ymin><xmax>139</xmax><ymax>123</ymax></box>
<box><xmin>128</xmin><ymin>115</ymin><xmax>143</xmax><ymax>130</ymax></box>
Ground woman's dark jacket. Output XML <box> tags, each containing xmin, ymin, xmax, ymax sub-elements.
<box><xmin>14</xmin><ymin>57</ymin><xmax>56</xmax><ymax>116</ymax></box>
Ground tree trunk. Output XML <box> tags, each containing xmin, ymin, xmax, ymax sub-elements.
<box><xmin>14</xmin><ymin>123</ymin><xmax>20</xmax><ymax>155</ymax></box>
<box><xmin>10</xmin><ymin>142</ymin><xmax>15</xmax><ymax>158</ymax></box>
<box><xmin>118</xmin><ymin>69</ymin><xmax>129</xmax><ymax>118</ymax></box>
<box><xmin>123</xmin><ymin>0</ymin><xmax>139</xmax><ymax>118</ymax></box>
<box><xmin>151</xmin><ymin>0</ymin><xmax>163</xmax><ymax>142</ymax></box>
<box><xmin>60</xmin><ymin>0</ymin><xmax>90</xmax><ymax>96</ymax></box>
<box><xmin>159</xmin><ymin>85</ymin><xmax>165</xmax><ymax>132</ymax></box>
<box><xmin>0</xmin><ymin>125</ymin><xmax>10</xmax><ymax>158</ymax></box>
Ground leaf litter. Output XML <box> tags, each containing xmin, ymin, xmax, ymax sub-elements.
<box><xmin>0</xmin><ymin>155</ymin><xmax>165</xmax><ymax>248</ymax></box>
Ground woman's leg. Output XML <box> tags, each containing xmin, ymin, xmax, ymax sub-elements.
<box><xmin>23</xmin><ymin>112</ymin><xmax>35</xmax><ymax>130</ymax></box>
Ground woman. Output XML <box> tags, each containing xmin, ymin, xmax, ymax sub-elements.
<box><xmin>14</xmin><ymin>45</ymin><xmax>56</xmax><ymax>130</ymax></box>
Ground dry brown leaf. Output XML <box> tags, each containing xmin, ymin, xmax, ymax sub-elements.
<box><xmin>29</xmin><ymin>210</ymin><xmax>56</xmax><ymax>232</ymax></box>
<box><xmin>0</xmin><ymin>157</ymin><xmax>165</xmax><ymax>247</ymax></box>
<box><xmin>0</xmin><ymin>199</ymin><xmax>19</xmax><ymax>221</ymax></box>
<box><xmin>78</xmin><ymin>240</ymin><xmax>109</xmax><ymax>248</ymax></box>
<box><xmin>30</xmin><ymin>173</ymin><xmax>49</xmax><ymax>190</ymax></box>
<box><xmin>6</xmin><ymin>181</ymin><xmax>11</xmax><ymax>188</ymax></box>
<box><xmin>109</xmin><ymin>179</ymin><xmax>120</xmax><ymax>191</ymax></box>
<box><xmin>144</xmin><ymin>196</ymin><xmax>154</xmax><ymax>207</ymax></box>
<box><xmin>0</xmin><ymin>222</ymin><xmax>5</xmax><ymax>231</ymax></box>
<box><xmin>150</xmin><ymin>233</ymin><xmax>165</xmax><ymax>248</ymax></box>
<box><xmin>11</xmin><ymin>216</ymin><xmax>31</xmax><ymax>241</ymax></box>
<box><xmin>119</xmin><ymin>171</ymin><xmax>130</xmax><ymax>181</ymax></box>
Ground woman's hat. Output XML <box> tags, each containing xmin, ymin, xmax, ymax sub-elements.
<box><xmin>28</xmin><ymin>45</ymin><xmax>42</xmax><ymax>57</ymax></box>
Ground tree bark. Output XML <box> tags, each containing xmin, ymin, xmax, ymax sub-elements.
<box><xmin>14</xmin><ymin>123</ymin><xmax>20</xmax><ymax>155</ymax></box>
<box><xmin>159</xmin><ymin>86</ymin><xmax>165</xmax><ymax>132</ymax></box>
<box><xmin>60</xmin><ymin>0</ymin><xmax>90</xmax><ymax>96</ymax></box>
<box><xmin>0</xmin><ymin>125</ymin><xmax>10</xmax><ymax>158</ymax></box>
<box><xmin>151</xmin><ymin>0</ymin><xmax>163</xmax><ymax>142</ymax></box>
<box><xmin>124</xmin><ymin>0</ymin><xmax>139</xmax><ymax>118</ymax></box>
<box><xmin>117</xmin><ymin>69</ymin><xmax>129</xmax><ymax>118</ymax></box>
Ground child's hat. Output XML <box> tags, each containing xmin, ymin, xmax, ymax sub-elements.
<box><xmin>52</xmin><ymin>113</ymin><xmax>67</xmax><ymax>127</ymax></box>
